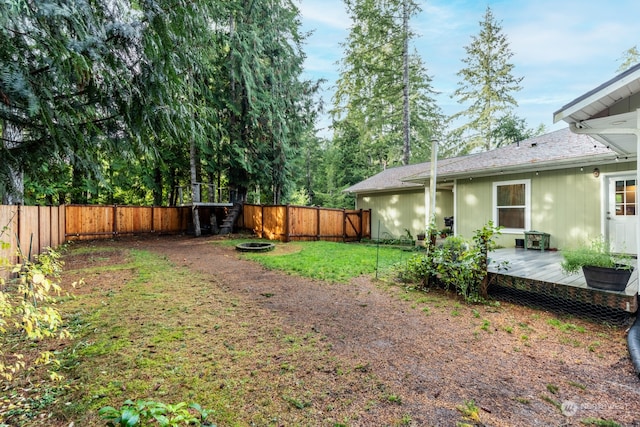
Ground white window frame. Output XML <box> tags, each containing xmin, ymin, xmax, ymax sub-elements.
<box><xmin>492</xmin><ymin>179</ymin><xmax>531</xmax><ymax>233</ymax></box>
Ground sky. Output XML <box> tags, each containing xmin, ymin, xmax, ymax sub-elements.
<box><xmin>297</xmin><ymin>0</ymin><xmax>640</xmax><ymax>139</ymax></box>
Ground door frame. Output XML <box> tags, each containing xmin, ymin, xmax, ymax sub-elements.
<box><xmin>601</xmin><ymin>171</ymin><xmax>638</xmax><ymax>254</ymax></box>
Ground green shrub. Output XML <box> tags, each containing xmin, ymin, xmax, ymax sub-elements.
<box><xmin>399</xmin><ymin>222</ymin><xmax>504</xmax><ymax>302</ymax></box>
<box><xmin>1</xmin><ymin>239</ymin><xmax>72</xmax><ymax>382</ymax></box>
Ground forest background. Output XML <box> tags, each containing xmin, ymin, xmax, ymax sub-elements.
<box><xmin>1</xmin><ymin>0</ymin><xmax>638</xmax><ymax>210</ymax></box>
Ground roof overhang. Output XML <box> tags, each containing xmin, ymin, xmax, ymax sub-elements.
<box><xmin>568</xmin><ymin>111</ymin><xmax>640</xmax><ymax>156</ymax></box>
<box><xmin>402</xmin><ymin>153</ymin><xmax>620</xmax><ymax>184</ymax></box>
<box><xmin>553</xmin><ymin>63</ymin><xmax>640</xmax><ymax>155</ymax></box>
<box><xmin>343</xmin><ymin>185</ymin><xmax>424</xmax><ymax>195</ymax></box>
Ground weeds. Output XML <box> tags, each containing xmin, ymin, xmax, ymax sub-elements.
<box><xmin>456</xmin><ymin>399</ymin><xmax>480</xmax><ymax>422</ymax></box>
<box><xmin>580</xmin><ymin>418</ymin><xmax>622</xmax><ymax>427</ymax></box>
<box><xmin>568</xmin><ymin>381</ymin><xmax>587</xmax><ymax>390</ymax></box>
<box><xmin>540</xmin><ymin>395</ymin><xmax>561</xmax><ymax>411</ymax></box>
<box><xmin>386</xmin><ymin>394</ymin><xmax>402</xmax><ymax>404</ymax></box>
<box><xmin>547</xmin><ymin>318</ymin><xmax>585</xmax><ymax>333</ymax></box>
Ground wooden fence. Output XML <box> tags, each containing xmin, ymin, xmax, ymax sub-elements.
<box><xmin>238</xmin><ymin>204</ymin><xmax>371</xmax><ymax>242</ymax></box>
<box><xmin>0</xmin><ymin>205</ymin><xmax>66</xmax><ymax>266</ymax></box>
<box><xmin>65</xmin><ymin>205</ymin><xmax>191</xmax><ymax>240</ymax></box>
<box><xmin>0</xmin><ymin>203</ymin><xmax>371</xmax><ymax>268</ymax></box>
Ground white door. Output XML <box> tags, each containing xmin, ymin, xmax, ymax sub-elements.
<box><xmin>607</xmin><ymin>176</ymin><xmax>637</xmax><ymax>254</ymax></box>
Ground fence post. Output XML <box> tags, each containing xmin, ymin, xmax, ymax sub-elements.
<box><xmin>358</xmin><ymin>209</ymin><xmax>363</xmax><ymax>241</ymax></box>
<box><xmin>261</xmin><ymin>204</ymin><xmax>265</xmax><ymax>238</ymax></box>
<box><xmin>316</xmin><ymin>206</ymin><xmax>321</xmax><ymax>241</ymax></box>
<box><xmin>342</xmin><ymin>208</ymin><xmax>346</xmax><ymax>243</ymax></box>
<box><xmin>17</xmin><ymin>205</ymin><xmax>23</xmax><ymax>262</ymax></box>
<box><xmin>113</xmin><ymin>204</ymin><xmax>118</xmax><ymax>236</ymax></box>
<box><xmin>285</xmin><ymin>204</ymin><xmax>290</xmax><ymax>242</ymax></box>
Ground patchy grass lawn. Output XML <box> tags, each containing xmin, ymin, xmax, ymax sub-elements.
<box><xmin>1</xmin><ymin>240</ymin><xmax>412</xmax><ymax>426</ymax></box>
<box><xmin>217</xmin><ymin>239</ymin><xmax>412</xmax><ymax>282</ymax></box>
<box><xmin>0</xmin><ymin>237</ymin><xmax>634</xmax><ymax>427</ymax></box>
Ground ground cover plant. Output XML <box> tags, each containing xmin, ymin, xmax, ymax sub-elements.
<box><xmin>1</xmin><ymin>235</ymin><xmax>637</xmax><ymax>426</ymax></box>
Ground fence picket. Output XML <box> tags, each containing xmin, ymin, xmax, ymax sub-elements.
<box><xmin>0</xmin><ymin>204</ymin><xmax>371</xmax><ymax>267</ymax></box>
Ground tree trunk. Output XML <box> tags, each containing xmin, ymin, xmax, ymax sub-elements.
<box><xmin>401</xmin><ymin>0</ymin><xmax>411</xmax><ymax>166</ymax></box>
<box><xmin>190</xmin><ymin>140</ymin><xmax>201</xmax><ymax>236</ymax></box>
<box><xmin>70</xmin><ymin>167</ymin><xmax>88</xmax><ymax>204</ymax></box>
<box><xmin>153</xmin><ymin>166</ymin><xmax>163</xmax><ymax>206</ymax></box>
<box><xmin>2</xmin><ymin>120</ymin><xmax>24</xmax><ymax>205</ymax></box>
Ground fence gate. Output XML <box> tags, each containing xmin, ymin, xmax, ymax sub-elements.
<box><xmin>344</xmin><ymin>210</ymin><xmax>363</xmax><ymax>242</ymax></box>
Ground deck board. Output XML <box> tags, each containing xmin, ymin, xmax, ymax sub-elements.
<box><xmin>489</xmin><ymin>248</ymin><xmax>638</xmax><ymax>296</ymax></box>
<box><xmin>487</xmin><ymin>248</ymin><xmax>638</xmax><ymax>315</ymax></box>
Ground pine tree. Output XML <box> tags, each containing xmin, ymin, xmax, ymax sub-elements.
<box><xmin>332</xmin><ymin>0</ymin><xmax>442</xmax><ymax>173</ymax></box>
<box><xmin>452</xmin><ymin>6</ymin><xmax>523</xmax><ymax>152</ymax></box>
<box><xmin>617</xmin><ymin>45</ymin><xmax>640</xmax><ymax>73</ymax></box>
<box><xmin>224</xmin><ymin>0</ymin><xmax>317</xmax><ymax>204</ymax></box>
<box><xmin>0</xmin><ymin>0</ymin><xmax>140</xmax><ymax>203</ymax></box>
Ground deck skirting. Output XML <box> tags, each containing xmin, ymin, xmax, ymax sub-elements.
<box><xmin>489</xmin><ymin>273</ymin><xmax>637</xmax><ymax>324</ymax></box>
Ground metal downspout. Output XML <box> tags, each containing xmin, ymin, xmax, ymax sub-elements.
<box><xmin>428</xmin><ymin>139</ymin><xmax>438</xmax><ymax>225</ymax></box>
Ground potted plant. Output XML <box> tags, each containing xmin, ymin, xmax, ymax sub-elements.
<box><xmin>439</xmin><ymin>228</ymin><xmax>452</xmax><ymax>238</ymax></box>
<box><xmin>561</xmin><ymin>238</ymin><xmax>634</xmax><ymax>291</ymax></box>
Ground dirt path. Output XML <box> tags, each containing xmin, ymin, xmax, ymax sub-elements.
<box><xmin>120</xmin><ymin>235</ymin><xmax>638</xmax><ymax>426</ymax></box>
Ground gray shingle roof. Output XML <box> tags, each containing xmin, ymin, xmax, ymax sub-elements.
<box><xmin>345</xmin><ymin>128</ymin><xmax>617</xmax><ymax>194</ymax></box>
<box><xmin>343</xmin><ymin>161</ymin><xmax>428</xmax><ymax>193</ymax></box>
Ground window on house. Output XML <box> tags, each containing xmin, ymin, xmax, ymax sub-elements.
<box><xmin>493</xmin><ymin>180</ymin><xmax>530</xmax><ymax>231</ymax></box>
<box><xmin>615</xmin><ymin>179</ymin><xmax>636</xmax><ymax>216</ymax></box>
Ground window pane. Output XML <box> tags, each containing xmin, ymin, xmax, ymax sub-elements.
<box><xmin>626</xmin><ymin>180</ymin><xmax>636</xmax><ymax>204</ymax></box>
<box><xmin>497</xmin><ymin>184</ymin><xmax>525</xmax><ymax>206</ymax></box>
<box><xmin>615</xmin><ymin>180</ymin><xmax>636</xmax><ymax>216</ymax></box>
<box><xmin>498</xmin><ymin>207</ymin><xmax>524</xmax><ymax>229</ymax></box>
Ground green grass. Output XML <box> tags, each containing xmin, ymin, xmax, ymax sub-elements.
<box><xmin>29</xmin><ymin>245</ymin><xmax>395</xmax><ymax>426</ymax></box>
<box><xmin>219</xmin><ymin>239</ymin><xmax>410</xmax><ymax>283</ymax></box>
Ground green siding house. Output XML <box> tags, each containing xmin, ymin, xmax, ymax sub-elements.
<box><xmin>345</xmin><ymin>128</ymin><xmax>636</xmax><ymax>253</ymax></box>
<box><xmin>347</xmin><ymin>63</ymin><xmax>640</xmax><ymax>254</ymax></box>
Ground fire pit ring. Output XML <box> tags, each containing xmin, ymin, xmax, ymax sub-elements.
<box><xmin>235</xmin><ymin>242</ymin><xmax>275</xmax><ymax>253</ymax></box>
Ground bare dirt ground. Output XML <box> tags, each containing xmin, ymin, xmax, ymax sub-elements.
<box><xmin>66</xmin><ymin>235</ymin><xmax>640</xmax><ymax>426</ymax></box>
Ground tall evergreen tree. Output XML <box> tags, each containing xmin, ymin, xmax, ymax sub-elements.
<box><xmin>1</xmin><ymin>0</ymin><xmax>318</xmax><ymax>208</ymax></box>
<box><xmin>0</xmin><ymin>0</ymin><xmax>139</xmax><ymax>203</ymax></box>
<box><xmin>452</xmin><ymin>6</ymin><xmax>523</xmax><ymax>153</ymax></box>
<box><xmin>617</xmin><ymin>45</ymin><xmax>640</xmax><ymax>73</ymax></box>
<box><xmin>332</xmin><ymin>0</ymin><xmax>442</xmax><ymax>174</ymax></box>
<box><xmin>223</xmin><ymin>0</ymin><xmax>317</xmax><ymax>204</ymax></box>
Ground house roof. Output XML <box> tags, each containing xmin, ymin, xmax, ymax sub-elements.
<box><xmin>553</xmin><ymin>62</ymin><xmax>640</xmax><ymax>123</ymax></box>
<box><xmin>553</xmin><ymin>62</ymin><xmax>640</xmax><ymax>155</ymax></box>
<box><xmin>345</xmin><ymin>128</ymin><xmax>617</xmax><ymax>194</ymax></box>
<box><xmin>343</xmin><ymin>161</ymin><xmax>428</xmax><ymax>194</ymax></box>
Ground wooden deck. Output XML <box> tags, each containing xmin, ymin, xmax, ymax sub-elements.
<box><xmin>487</xmin><ymin>248</ymin><xmax>638</xmax><ymax>316</ymax></box>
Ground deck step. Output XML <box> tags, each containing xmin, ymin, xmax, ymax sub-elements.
<box><xmin>219</xmin><ymin>203</ymin><xmax>242</xmax><ymax>235</ymax></box>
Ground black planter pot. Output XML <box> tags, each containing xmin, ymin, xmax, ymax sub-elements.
<box><xmin>582</xmin><ymin>265</ymin><xmax>633</xmax><ymax>291</ymax></box>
